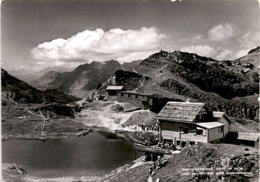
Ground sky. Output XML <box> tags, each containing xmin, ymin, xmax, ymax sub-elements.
<box><xmin>1</xmin><ymin>0</ymin><xmax>260</xmax><ymax>72</ymax></box>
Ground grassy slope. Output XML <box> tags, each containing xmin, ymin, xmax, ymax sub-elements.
<box><xmin>2</xmin><ymin>104</ymin><xmax>88</xmax><ymax>138</ymax></box>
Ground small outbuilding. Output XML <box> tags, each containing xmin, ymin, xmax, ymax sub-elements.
<box><xmin>106</xmin><ymin>86</ymin><xmax>125</xmax><ymax>96</ymax></box>
<box><xmin>237</xmin><ymin>132</ymin><xmax>259</xmax><ymax>149</ymax></box>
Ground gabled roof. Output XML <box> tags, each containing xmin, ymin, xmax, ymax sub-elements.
<box><xmin>156</xmin><ymin>101</ymin><xmax>205</xmax><ymax>122</ymax></box>
<box><xmin>196</xmin><ymin>122</ymin><xmax>224</xmax><ymax>129</ymax></box>
<box><xmin>106</xmin><ymin>86</ymin><xmax>124</xmax><ymax>91</ymax></box>
<box><xmin>237</xmin><ymin>132</ymin><xmax>259</xmax><ymax>142</ymax></box>
<box><xmin>213</xmin><ymin>111</ymin><xmax>231</xmax><ymax>124</ymax></box>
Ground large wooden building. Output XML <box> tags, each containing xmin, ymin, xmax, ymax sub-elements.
<box><xmin>117</xmin><ymin>91</ymin><xmax>153</xmax><ymax>109</ymax></box>
<box><xmin>156</xmin><ymin>101</ymin><xmax>230</xmax><ymax>146</ymax></box>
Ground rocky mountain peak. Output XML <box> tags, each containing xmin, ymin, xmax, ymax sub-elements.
<box><xmin>148</xmin><ymin>50</ymin><xmax>171</xmax><ymax>59</ymax></box>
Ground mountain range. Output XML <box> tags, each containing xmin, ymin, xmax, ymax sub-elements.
<box><xmin>2</xmin><ymin>46</ymin><xmax>259</xmax><ymax>120</ymax></box>
<box><xmin>9</xmin><ymin>66</ymin><xmax>74</xmax><ymax>85</ymax></box>
<box><xmin>28</xmin><ymin>60</ymin><xmax>141</xmax><ymax>97</ymax></box>
<box><xmin>100</xmin><ymin>47</ymin><xmax>259</xmax><ymax>121</ymax></box>
<box><xmin>1</xmin><ymin>69</ymin><xmax>78</xmax><ymax>104</ymax></box>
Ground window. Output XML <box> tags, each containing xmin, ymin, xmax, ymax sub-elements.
<box><xmin>181</xmin><ymin>141</ymin><xmax>186</xmax><ymax>147</ymax></box>
<box><xmin>181</xmin><ymin>128</ymin><xmax>188</xmax><ymax>134</ymax></box>
<box><xmin>196</xmin><ymin>129</ymin><xmax>203</xmax><ymax>135</ymax></box>
<box><xmin>218</xmin><ymin>127</ymin><xmax>224</xmax><ymax>133</ymax></box>
<box><xmin>128</xmin><ymin>94</ymin><xmax>131</xmax><ymax>97</ymax></box>
<box><xmin>121</xmin><ymin>93</ymin><xmax>124</xmax><ymax>97</ymax></box>
<box><xmin>190</xmin><ymin>141</ymin><xmax>195</xmax><ymax>145</ymax></box>
<box><xmin>135</xmin><ymin>95</ymin><xmax>138</xmax><ymax>99</ymax></box>
<box><xmin>164</xmin><ymin>139</ymin><xmax>173</xmax><ymax>145</ymax></box>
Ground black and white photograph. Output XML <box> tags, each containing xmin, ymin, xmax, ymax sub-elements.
<box><xmin>1</xmin><ymin>0</ymin><xmax>260</xmax><ymax>181</ymax></box>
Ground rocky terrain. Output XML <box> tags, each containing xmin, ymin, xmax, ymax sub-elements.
<box><xmin>103</xmin><ymin>143</ymin><xmax>259</xmax><ymax>182</ymax></box>
<box><xmin>26</xmin><ymin>47</ymin><xmax>259</xmax><ymax>121</ymax></box>
<box><xmin>99</xmin><ymin>47</ymin><xmax>259</xmax><ymax>122</ymax></box>
<box><xmin>235</xmin><ymin>46</ymin><xmax>259</xmax><ymax>69</ymax></box>
<box><xmin>122</xmin><ymin>60</ymin><xmax>142</xmax><ymax>72</ymax></box>
<box><xmin>77</xmin><ymin>101</ymin><xmax>156</xmax><ymax>131</ymax></box>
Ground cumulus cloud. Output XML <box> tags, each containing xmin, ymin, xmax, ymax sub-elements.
<box><xmin>235</xmin><ymin>49</ymin><xmax>248</xmax><ymax>59</ymax></box>
<box><xmin>181</xmin><ymin>44</ymin><xmax>234</xmax><ymax>60</ymax></box>
<box><xmin>231</xmin><ymin>31</ymin><xmax>260</xmax><ymax>59</ymax></box>
<box><xmin>180</xmin><ymin>22</ymin><xmax>259</xmax><ymax>60</ymax></box>
<box><xmin>32</xmin><ymin>27</ymin><xmax>165</xmax><ymax>66</ymax></box>
<box><xmin>181</xmin><ymin>45</ymin><xmax>217</xmax><ymax>57</ymax></box>
<box><xmin>208</xmin><ymin>23</ymin><xmax>236</xmax><ymax>42</ymax></box>
<box><xmin>238</xmin><ymin>31</ymin><xmax>260</xmax><ymax>49</ymax></box>
<box><xmin>191</xmin><ymin>34</ymin><xmax>205</xmax><ymax>43</ymax></box>
<box><xmin>215</xmin><ymin>49</ymin><xmax>232</xmax><ymax>60</ymax></box>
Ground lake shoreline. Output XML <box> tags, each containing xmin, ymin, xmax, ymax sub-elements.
<box><xmin>1</xmin><ymin>126</ymin><xmax>126</xmax><ymax>141</ymax></box>
<box><xmin>1</xmin><ymin>101</ymin><xmax>152</xmax><ymax>182</ymax></box>
<box><xmin>2</xmin><ymin>156</ymin><xmax>148</xmax><ymax>182</ymax></box>
<box><xmin>2</xmin><ymin>130</ymin><xmax>143</xmax><ymax>182</ymax></box>
<box><xmin>2</xmin><ymin>162</ymin><xmax>104</xmax><ymax>182</ymax></box>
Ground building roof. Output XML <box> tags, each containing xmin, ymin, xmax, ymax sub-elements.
<box><xmin>106</xmin><ymin>86</ymin><xmax>124</xmax><ymax>91</ymax></box>
<box><xmin>119</xmin><ymin>91</ymin><xmax>151</xmax><ymax>97</ymax></box>
<box><xmin>196</xmin><ymin>122</ymin><xmax>224</xmax><ymax>129</ymax></box>
<box><xmin>156</xmin><ymin>101</ymin><xmax>205</xmax><ymax>122</ymax></box>
<box><xmin>213</xmin><ymin>111</ymin><xmax>225</xmax><ymax>118</ymax></box>
<box><xmin>237</xmin><ymin>132</ymin><xmax>260</xmax><ymax>142</ymax></box>
<box><xmin>213</xmin><ymin>111</ymin><xmax>231</xmax><ymax>124</ymax></box>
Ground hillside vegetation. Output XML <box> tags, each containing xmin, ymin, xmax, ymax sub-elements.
<box><xmin>100</xmin><ymin>47</ymin><xmax>259</xmax><ymax>121</ymax></box>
